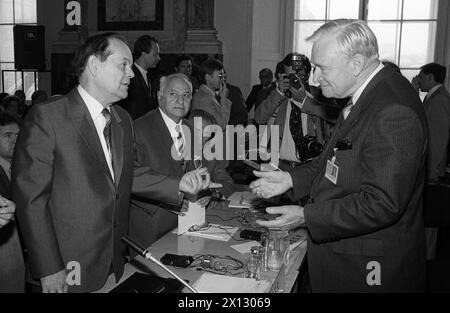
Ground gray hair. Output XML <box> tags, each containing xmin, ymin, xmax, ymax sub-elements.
<box><xmin>159</xmin><ymin>73</ymin><xmax>193</xmax><ymax>95</ymax></box>
<box><xmin>306</xmin><ymin>19</ymin><xmax>379</xmax><ymax>60</ymax></box>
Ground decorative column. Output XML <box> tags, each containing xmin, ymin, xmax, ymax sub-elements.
<box><xmin>185</xmin><ymin>0</ymin><xmax>222</xmax><ymax>55</ymax></box>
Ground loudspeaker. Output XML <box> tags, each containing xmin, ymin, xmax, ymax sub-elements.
<box><xmin>13</xmin><ymin>25</ymin><xmax>45</xmax><ymax>71</ymax></box>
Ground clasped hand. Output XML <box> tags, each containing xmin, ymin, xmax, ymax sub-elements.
<box><xmin>0</xmin><ymin>196</ymin><xmax>15</xmax><ymax>228</ymax></box>
<box><xmin>179</xmin><ymin>167</ymin><xmax>222</xmax><ymax>195</ymax></box>
<box><xmin>249</xmin><ymin>169</ymin><xmax>293</xmax><ymax>199</ymax></box>
<box><xmin>255</xmin><ymin>205</ymin><xmax>305</xmax><ymax>230</ymax></box>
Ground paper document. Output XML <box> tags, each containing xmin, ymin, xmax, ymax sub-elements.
<box><xmin>230</xmin><ymin>241</ymin><xmax>261</xmax><ymax>254</ymax></box>
<box><xmin>193</xmin><ymin>273</ymin><xmax>271</xmax><ymax>293</ymax></box>
<box><xmin>177</xmin><ymin>201</ymin><xmax>205</xmax><ymax>235</ymax></box>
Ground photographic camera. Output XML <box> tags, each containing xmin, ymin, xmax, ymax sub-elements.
<box><xmin>297</xmin><ymin>135</ymin><xmax>323</xmax><ymax>163</ymax></box>
<box><xmin>284</xmin><ymin>54</ymin><xmax>309</xmax><ymax>98</ymax></box>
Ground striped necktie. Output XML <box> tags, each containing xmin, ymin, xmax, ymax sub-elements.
<box><xmin>175</xmin><ymin>124</ymin><xmax>185</xmax><ymax>158</ymax></box>
<box><xmin>102</xmin><ymin>108</ymin><xmax>112</xmax><ymax>152</ymax></box>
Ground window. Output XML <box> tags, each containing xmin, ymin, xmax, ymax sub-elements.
<box><xmin>292</xmin><ymin>0</ymin><xmax>439</xmax><ymax>84</ymax></box>
<box><xmin>0</xmin><ymin>0</ymin><xmax>37</xmax><ymax>99</ymax></box>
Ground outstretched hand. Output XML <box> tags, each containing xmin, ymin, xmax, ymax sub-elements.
<box><xmin>256</xmin><ymin>205</ymin><xmax>305</xmax><ymax>230</ymax></box>
<box><xmin>249</xmin><ymin>170</ymin><xmax>293</xmax><ymax>199</ymax></box>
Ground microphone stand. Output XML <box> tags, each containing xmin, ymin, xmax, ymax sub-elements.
<box><xmin>122</xmin><ymin>236</ymin><xmax>198</xmax><ymax>293</ymax></box>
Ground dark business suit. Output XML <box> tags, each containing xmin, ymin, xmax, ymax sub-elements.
<box><xmin>130</xmin><ymin>109</ymin><xmax>187</xmax><ymax>249</ymax></box>
<box><xmin>246</xmin><ymin>84</ymin><xmax>264</xmax><ymax>113</ymax></box>
<box><xmin>118</xmin><ymin>64</ymin><xmax>157</xmax><ymax>120</ymax></box>
<box><xmin>0</xmin><ymin>166</ymin><xmax>25</xmax><ymax>293</ymax></box>
<box><xmin>423</xmin><ymin>85</ymin><xmax>450</xmax><ymax>180</ymax></box>
<box><xmin>227</xmin><ymin>83</ymin><xmax>248</xmax><ymax>126</ymax></box>
<box><xmin>130</xmin><ymin>109</ymin><xmax>235</xmax><ymax>248</ymax></box>
<box><xmin>11</xmin><ymin>88</ymin><xmax>176</xmax><ymax>292</ymax></box>
<box><xmin>289</xmin><ymin>66</ymin><xmax>428</xmax><ymax>292</ymax></box>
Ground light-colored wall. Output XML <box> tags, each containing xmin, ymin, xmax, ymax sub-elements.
<box><xmin>36</xmin><ymin>0</ymin><xmax>450</xmax><ymax>96</ymax></box>
<box><xmin>215</xmin><ymin>0</ymin><xmax>254</xmax><ymax>97</ymax></box>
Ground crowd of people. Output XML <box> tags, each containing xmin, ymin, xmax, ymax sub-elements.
<box><xmin>1</xmin><ymin>18</ymin><xmax>449</xmax><ymax>293</ymax></box>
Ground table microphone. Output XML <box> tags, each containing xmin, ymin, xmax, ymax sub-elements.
<box><xmin>121</xmin><ymin>236</ymin><xmax>198</xmax><ymax>293</ymax></box>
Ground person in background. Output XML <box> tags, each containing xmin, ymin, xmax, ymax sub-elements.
<box><xmin>174</xmin><ymin>54</ymin><xmax>200</xmax><ymax>93</ymax></box>
<box><xmin>250</xmin><ymin>19</ymin><xmax>427</xmax><ymax>292</ymax></box>
<box><xmin>0</xmin><ymin>112</ymin><xmax>25</xmax><ymax>293</ymax></box>
<box><xmin>118</xmin><ymin>35</ymin><xmax>161</xmax><ymax>119</ymax></box>
<box><xmin>246</xmin><ymin>68</ymin><xmax>275</xmax><ymax>123</ymax></box>
<box><xmin>130</xmin><ymin>73</ymin><xmax>223</xmax><ymax>248</ymax></box>
<box><xmin>191</xmin><ymin>59</ymin><xmax>231</xmax><ymax>130</ymax></box>
<box><xmin>1</xmin><ymin>95</ymin><xmax>22</xmax><ymax>117</ymax></box>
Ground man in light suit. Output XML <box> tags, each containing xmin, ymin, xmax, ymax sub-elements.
<box><xmin>250</xmin><ymin>19</ymin><xmax>428</xmax><ymax>292</ymax></box>
<box><xmin>11</xmin><ymin>33</ymin><xmax>210</xmax><ymax>293</ymax></box>
<box><xmin>191</xmin><ymin>59</ymin><xmax>231</xmax><ymax>130</ymax></box>
<box><xmin>130</xmin><ymin>74</ymin><xmax>224</xmax><ymax>248</ymax></box>
<box><xmin>118</xmin><ymin>35</ymin><xmax>160</xmax><ymax>119</ymax></box>
<box><xmin>0</xmin><ymin>112</ymin><xmax>25</xmax><ymax>293</ymax></box>
<box><xmin>414</xmin><ymin>63</ymin><xmax>450</xmax><ymax>182</ymax></box>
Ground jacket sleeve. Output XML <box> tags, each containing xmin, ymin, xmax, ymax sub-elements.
<box><xmin>254</xmin><ymin>88</ymin><xmax>286</xmax><ymax>124</ymax></box>
<box><xmin>11</xmin><ymin>106</ymin><xmax>65</xmax><ymax>279</ymax></box>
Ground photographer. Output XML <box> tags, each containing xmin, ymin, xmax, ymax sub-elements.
<box><xmin>255</xmin><ymin>53</ymin><xmax>337</xmax><ymax>169</ymax></box>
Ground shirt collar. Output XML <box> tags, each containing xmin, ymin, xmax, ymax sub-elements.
<box><xmin>77</xmin><ymin>85</ymin><xmax>107</xmax><ymax>121</ymax></box>
<box><xmin>352</xmin><ymin>62</ymin><xmax>384</xmax><ymax>105</ymax></box>
<box><xmin>200</xmin><ymin>84</ymin><xmax>216</xmax><ymax>97</ymax></box>
<box><xmin>159</xmin><ymin>108</ymin><xmax>183</xmax><ymax>139</ymax></box>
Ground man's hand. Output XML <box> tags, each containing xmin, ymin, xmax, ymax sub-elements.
<box><xmin>0</xmin><ymin>196</ymin><xmax>15</xmax><ymax>228</ymax></box>
<box><xmin>196</xmin><ymin>196</ymin><xmax>211</xmax><ymax>208</ymax></box>
<box><xmin>219</xmin><ymin>82</ymin><xmax>229</xmax><ymax>102</ymax></box>
<box><xmin>289</xmin><ymin>80</ymin><xmax>307</xmax><ymax>103</ymax></box>
<box><xmin>249</xmin><ymin>170</ymin><xmax>293</xmax><ymax>198</ymax></box>
<box><xmin>256</xmin><ymin>205</ymin><xmax>305</xmax><ymax>230</ymax></box>
<box><xmin>179</xmin><ymin>168</ymin><xmax>223</xmax><ymax>194</ymax></box>
<box><xmin>40</xmin><ymin>269</ymin><xmax>68</xmax><ymax>293</ymax></box>
<box><xmin>277</xmin><ymin>74</ymin><xmax>290</xmax><ymax>93</ymax></box>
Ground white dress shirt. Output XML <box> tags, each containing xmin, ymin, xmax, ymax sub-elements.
<box><xmin>77</xmin><ymin>85</ymin><xmax>115</xmax><ymax>180</ymax></box>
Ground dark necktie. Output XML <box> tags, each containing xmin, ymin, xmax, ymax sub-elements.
<box><xmin>215</xmin><ymin>93</ymin><xmax>221</xmax><ymax>104</ymax></box>
<box><xmin>102</xmin><ymin>108</ymin><xmax>112</xmax><ymax>152</ymax></box>
<box><xmin>289</xmin><ymin>101</ymin><xmax>304</xmax><ymax>158</ymax></box>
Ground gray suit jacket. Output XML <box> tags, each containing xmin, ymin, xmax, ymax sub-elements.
<box><xmin>12</xmin><ymin>88</ymin><xmax>177</xmax><ymax>292</ymax></box>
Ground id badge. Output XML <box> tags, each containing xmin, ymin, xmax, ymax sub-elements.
<box><xmin>325</xmin><ymin>159</ymin><xmax>339</xmax><ymax>185</ymax></box>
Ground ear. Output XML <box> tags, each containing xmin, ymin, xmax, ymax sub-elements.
<box><xmin>86</xmin><ymin>55</ymin><xmax>99</xmax><ymax>77</ymax></box>
<box><xmin>350</xmin><ymin>54</ymin><xmax>365</xmax><ymax>77</ymax></box>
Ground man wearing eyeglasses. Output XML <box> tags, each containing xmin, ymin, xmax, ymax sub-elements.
<box><xmin>191</xmin><ymin>59</ymin><xmax>232</xmax><ymax>130</ymax></box>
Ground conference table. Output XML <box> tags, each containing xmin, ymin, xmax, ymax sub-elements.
<box><xmin>97</xmin><ymin>197</ymin><xmax>308</xmax><ymax>293</ymax></box>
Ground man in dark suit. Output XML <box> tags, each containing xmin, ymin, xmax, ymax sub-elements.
<box><xmin>0</xmin><ymin>112</ymin><xmax>25</xmax><ymax>292</ymax></box>
<box><xmin>118</xmin><ymin>35</ymin><xmax>161</xmax><ymax>119</ymax></box>
<box><xmin>246</xmin><ymin>68</ymin><xmax>274</xmax><ymax>116</ymax></box>
<box><xmin>11</xmin><ymin>33</ymin><xmax>210</xmax><ymax>293</ymax></box>
<box><xmin>130</xmin><ymin>73</ymin><xmax>223</xmax><ymax>248</ymax></box>
<box><xmin>250</xmin><ymin>19</ymin><xmax>427</xmax><ymax>292</ymax></box>
<box><xmin>223</xmin><ymin>71</ymin><xmax>248</xmax><ymax>126</ymax></box>
<box><xmin>414</xmin><ymin>63</ymin><xmax>450</xmax><ymax>182</ymax></box>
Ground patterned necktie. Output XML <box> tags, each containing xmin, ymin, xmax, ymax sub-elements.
<box><xmin>343</xmin><ymin>99</ymin><xmax>353</xmax><ymax>120</ymax></box>
<box><xmin>289</xmin><ymin>101</ymin><xmax>304</xmax><ymax>158</ymax></box>
<box><xmin>175</xmin><ymin>124</ymin><xmax>185</xmax><ymax>158</ymax></box>
<box><xmin>102</xmin><ymin>108</ymin><xmax>112</xmax><ymax>152</ymax></box>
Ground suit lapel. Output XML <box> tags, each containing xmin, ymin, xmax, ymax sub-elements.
<box><xmin>110</xmin><ymin>106</ymin><xmax>124</xmax><ymax>186</ymax></box>
<box><xmin>67</xmin><ymin>89</ymin><xmax>112</xmax><ymax>181</ymax></box>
